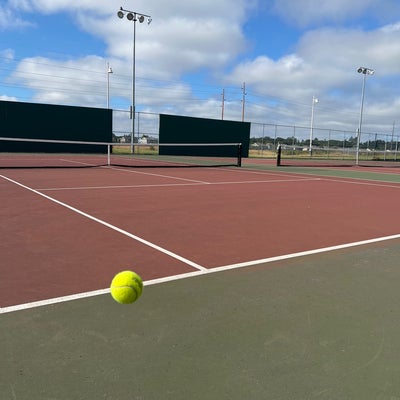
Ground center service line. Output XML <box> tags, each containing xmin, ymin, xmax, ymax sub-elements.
<box><xmin>0</xmin><ymin>174</ymin><xmax>207</xmax><ymax>272</ymax></box>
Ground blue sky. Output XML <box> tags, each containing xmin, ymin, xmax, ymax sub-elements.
<box><xmin>2</xmin><ymin>0</ymin><xmax>400</xmax><ymax>140</ymax></box>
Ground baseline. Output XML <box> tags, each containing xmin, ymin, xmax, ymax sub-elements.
<box><xmin>2</xmin><ymin>232</ymin><xmax>400</xmax><ymax>314</ymax></box>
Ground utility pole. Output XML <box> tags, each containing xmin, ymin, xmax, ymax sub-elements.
<box><xmin>391</xmin><ymin>121</ymin><xmax>395</xmax><ymax>151</ymax></box>
<box><xmin>241</xmin><ymin>82</ymin><xmax>246</xmax><ymax>122</ymax></box>
<box><xmin>221</xmin><ymin>89</ymin><xmax>225</xmax><ymax>120</ymax></box>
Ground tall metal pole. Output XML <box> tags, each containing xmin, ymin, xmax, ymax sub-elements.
<box><xmin>117</xmin><ymin>7</ymin><xmax>152</xmax><ymax>153</ymax></box>
<box><xmin>241</xmin><ymin>82</ymin><xmax>246</xmax><ymax>122</ymax></box>
<box><xmin>356</xmin><ymin>67</ymin><xmax>374</xmax><ymax>165</ymax></box>
<box><xmin>309</xmin><ymin>95</ymin><xmax>318</xmax><ymax>156</ymax></box>
<box><xmin>221</xmin><ymin>88</ymin><xmax>225</xmax><ymax>120</ymax></box>
<box><xmin>131</xmin><ymin>16</ymin><xmax>136</xmax><ymax>153</ymax></box>
<box><xmin>356</xmin><ymin>73</ymin><xmax>366</xmax><ymax>165</ymax></box>
<box><xmin>107</xmin><ymin>62</ymin><xmax>113</xmax><ymax>109</ymax></box>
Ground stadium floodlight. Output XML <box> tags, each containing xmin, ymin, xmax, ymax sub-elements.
<box><xmin>356</xmin><ymin>66</ymin><xmax>375</xmax><ymax>165</ymax></box>
<box><xmin>116</xmin><ymin>7</ymin><xmax>152</xmax><ymax>152</ymax></box>
<box><xmin>358</xmin><ymin>67</ymin><xmax>374</xmax><ymax>75</ymax></box>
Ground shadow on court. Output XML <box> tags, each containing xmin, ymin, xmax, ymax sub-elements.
<box><xmin>2</xmin><ymin>240</ymin><xmax>400</xmax><ymax>400</ymax></box>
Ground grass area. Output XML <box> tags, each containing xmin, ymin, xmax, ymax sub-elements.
<box><xmin>248</xmin><ymin>149</ymin><xmax>276</xmax><ymax>158</ymax></box>
<box><xmin>112</xmin><ymin>145</ymin><xmax>158</xmax><ymax>155</ymax></box>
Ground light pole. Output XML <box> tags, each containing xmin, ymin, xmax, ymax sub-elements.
<box><xmin>356</xmin><ymin>67</ymin><xmax>374</xmax><ymax>165</ymax></box>
<box><xmin>117</xmin><ymin>7</ymin><xmax>152</xmax><ymax>152</ymax></box>
<box><xmin>107</xmin><ymin>62</ymin><xmax>113</xmax><ymax>109</ymax></box>
<box><xmin>309</xmin><ymin>95</ymin><xmax>318</xmax><ymax>156</ymax></box>
<box><xmin>241</xmin><ymin>82</ymin><xmax>246</xmax><ymax>122</ymax></box>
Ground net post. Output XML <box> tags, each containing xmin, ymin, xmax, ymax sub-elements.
<box><xmin>237</xmin><ymin>143</ymin><xmax>242</xmax><ymax>167</ymax></box>
<box><xmin>276</xmin><ymin>143</ymin><xmax>282</xmax><ymax>166</ymax></box>
<box><xmin>107</xmin><ymin>144</ymin><xmax>111</xmax><ymax>166</ymax></box>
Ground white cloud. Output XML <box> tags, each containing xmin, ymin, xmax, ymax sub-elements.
<box><xmin>5</xmin><ymin>0</ymin><xmax>254</xmax><ymax>80</ymax></box>
<box><xmin>2</xmin><ymin>0</ymin><xmax>400</xmax><ymax>136</ymax></box>
<box><xmin>79</xmin><ymin>12</ymin><xmax>247</xmax><ymax>80</ymax></box>
<box><xmin>9</xmin><ymin>55</ymin><xmax>110</xmax><ymax>106</ymax></box>
<box><xmin>297</xmin><ymin>24</ymin><xmax>400</xmax><ymax>77</ymax></box>
<box><xmin>0</xmin><ymin>3</ymin><xmax>34</xmax><ymax>30</ymax></box>
<box><xmin>270</xmin><ymin>0</ymin><xmax>400</xmax><ymax>27</ymax></box>
<box><xmin>380</xmin><ymin>22</ymin><xmax>400</xmax><ymax>33</ymax></box>
<box><xmin>8</xmin><ymin>0</ymin><xmax>112</xmax><ymax>14</ymax></box>
<box><xmin>223</xmin><ymin>20</ymin><xmax>400</xmax><ymax>131</ymax></box>
<box><xmin>0</xmin><ymin>94</ymin><xmax>18</xmax><ymax>101</ymax></box>
<box><xmin>0</xmin><ymin>49</ymin><xmax>15</xmax><ymax>62</ymax></box>
<box><xmin>2</xmin><ymin>0</ymin><xmax>254</xmax><ymax>115</ymax></box>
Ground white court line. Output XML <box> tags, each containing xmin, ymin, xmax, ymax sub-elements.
<box><xmin>322</xmin><ymin>177</ymin><xmax>400</xmax><ymax>189</ymax></box>
<box><xmin>208</xmin><ymin>177</ymin><xmax>321</xmax><ymax>185</ymax></box>
<box><xmin>37</xmin><ymin>177</ymin><xmax>321</xmax><ymax>191</ymax></box>
<box><xmin>60</xmin><ymin>159</ymin><xmax>211</xmax><ymax>185</ymax></box>
<box><xmin>38</xmin><ymin>182</ymin><xmax>207</xmax><ymax>191</ymax></box>
<box><xmin>235</xmin><ymin>164</ymin><xmax>400</xmax><ymax>184</ymax></box>
<box><xmin>0</xmin><ymin>174</ymin><xmax>207</xmax><ymax>270</ymax></box>
<box><xmin>2</xmin><ymin>232</ymin><xmax>400</xmax><ymax>314</ymax></box>
<box><xmin>220</xmin><ymin>165</ymin><xmax>315</xmax><ymax>179</ymax></box>
<box><xmin>108</xmin><ymin>165</ymin><xmax>211</xmax><ymax>184</ymax></box>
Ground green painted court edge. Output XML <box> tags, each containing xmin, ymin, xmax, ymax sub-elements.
<box><xmin>242</xmin><ymin>161</ymin><xmax>400</xmax><ymax>183</ymax></box>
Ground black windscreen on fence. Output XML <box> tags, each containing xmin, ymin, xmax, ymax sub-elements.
<box><xmin>159</xmin><ymin>114</ymin><xmax>250</xmax><ymax>158</ymax></box>
<box><xmin>0</xmin><ymin>100</ymin><xmax>112</xmax><ymax>153</ymax></box>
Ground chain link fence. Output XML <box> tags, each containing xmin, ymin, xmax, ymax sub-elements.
<box><xmin>111</xmin><ymin>111</ymin><xmax>399</xmax><ymax>161</ymax></box>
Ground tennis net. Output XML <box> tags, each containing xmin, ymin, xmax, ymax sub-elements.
<box><xmin>276</xmin><ymin>145</ymin><xmax>400</xmax><ymax>168</ymax></box>
<box><xmin>0</xmin><ymin>137</ymin><xmax>242</xmax><ymax>169</ymax></box>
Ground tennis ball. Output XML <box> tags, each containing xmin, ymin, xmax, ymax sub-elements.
<box><xmin>110</xmin><ymin>270</ymin><xmax>143</xmax><ymax>304</ymax></box>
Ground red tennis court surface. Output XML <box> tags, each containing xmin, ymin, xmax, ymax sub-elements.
<box><xmin>1</xmin><ymin>165</ymin><xmax>400</xmax><ymax>309</ymax></box>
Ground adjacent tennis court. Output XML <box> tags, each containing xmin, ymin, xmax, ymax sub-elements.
<box><xmin>1</xmin><ymin>156</ymin><xmax>400</xmax><ymax>399</ymax></box>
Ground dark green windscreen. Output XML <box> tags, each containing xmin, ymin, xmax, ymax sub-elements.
<box><xmin>0</xmin><ymin>101</ymin><xmax>112</xmax><ymax>153</ymax></box>
<box><xmin>159</xmin><ymin>114</ymin><xmax>250</xmax><ymax>157</ymax></box>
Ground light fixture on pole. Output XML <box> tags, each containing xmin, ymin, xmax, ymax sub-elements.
<box><xmin>107</xmin><ymin>62</ymin><xmax>113</xmax><ymax>109</ymax></box>
<box><xmin>309</xmin><ymin>95</ymin><xmax>318</xmax><ymax>156</ymax></box>
<box><xmin>356</xmin><ymin>67</ymin><xmax>374</xmax><ymax>165</ymax></box>
<box><xmin>117</xmin><ymin>7</ymin><xmax>152</xmax><ymax>152</ymax></box>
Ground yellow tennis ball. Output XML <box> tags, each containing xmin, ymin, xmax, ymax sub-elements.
<box><xmin>110</xmin><ymin>270</ymin><xmax>143</xmax><ymax>304</ymax></box>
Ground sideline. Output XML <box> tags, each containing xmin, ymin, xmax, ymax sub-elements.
<box><xmin>0</xmin><ymin>174</ymin><xmax>208</xmax><ymax>273</ymax></box>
